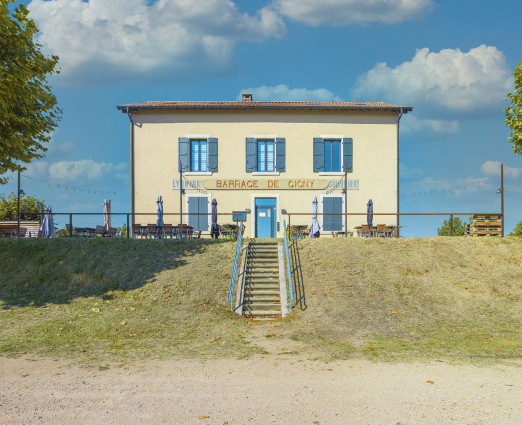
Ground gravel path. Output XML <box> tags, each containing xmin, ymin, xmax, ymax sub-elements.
<box><xmin>1</xmin><ymin>356</ymin><xmax>521</xmax><ymax>424</ymax></box>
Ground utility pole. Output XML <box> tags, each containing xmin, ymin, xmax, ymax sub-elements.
<box><xmin>179</xmin><ymin>160</ymin><xmax>183</xmax><ymax>238</ymax></box>
<box><xmin>344</xmin><ymin>162</ymin><xmax>347</xmax><ymax>237</ymax></box>
<box><xmin>17</xmin><ymin>165</ymin><xmax>21</xmax><ymax>239</ymax></box>
<box><xmin>501</xmin><ymin>163</ymin><xmax>504</xmax><ymax>237</ymax></box>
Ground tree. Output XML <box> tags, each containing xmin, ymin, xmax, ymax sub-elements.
<box><xmin>437</xmin><ymin>217</ymin><xmax>467</xmax><ymax>236</ymax></box>
<box><xmin>0</xmin><ymin>191</ymin><xmax>44</xmax><ymax>220</ymax></box>
<box><xmin>504</xmin><ymin>61</ymin><xmax>522</xmax><ymax>155</ymax></box>
<box><xmin>508</xmin><ymin>220</ymin><xmax>522</xmax><ymax>237</ymax></box>
<box><xmin>0</xmin><ymin>0</ymin><xmax>62</xmax><ymax>184</ymax></box>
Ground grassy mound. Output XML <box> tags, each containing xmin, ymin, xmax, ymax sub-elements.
<box><xmin>0</xmin><ymin>238</ymin><xmax>261</xmax><ymax>361</ymax></box>
<box><xmin>1</xmin><ymin>236</ymin><xmax>522</xmax><ymax>365</ymax></box>
<box><xmin>290</xmin><ymin>236</ymin><xmax>522</xmax><ymax>363</ymax></box>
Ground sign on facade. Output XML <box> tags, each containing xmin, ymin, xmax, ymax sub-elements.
<box><xmin>173</xmin><ymin>178</ymin><xmax>359</xmax><ymax>190</ymax></box>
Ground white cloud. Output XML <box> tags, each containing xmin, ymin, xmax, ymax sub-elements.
<box><xmin>273</xmin><ymin>0</ymin><xmax>434</xmax><ymax>26</ymax></box>
<box><xmin>23</xmin><ymin>161</ymin><xmax>49</xmax><ymax>179</ymax></box>
<box><xmin>353</xmin><ymin>45</ymin><xmax>513</xmax><ymax>114</ymax></box>
<box><xmin>238</xmin><ymin>84</ymin><xmax>343</xmax><ymax>101</ymax></box>
<box><xmin>28</xmin><ymin>0</ymin><xmax>286</xmax><ymax>84</ymax></box>
<box><xmin>47</xmin><ymin>140</ymin><xmax>75</xmax><ymax>156</ymax></box>
<box><xmin>481</xmin><ymin>161</ymin><xmax>522</xmax><ymax>178</ymax></box>
<box><xmin>49</xmin><ymin>160</ymin><xmax>127</xmax><ymax>181</ymax></box>
<box><xmin>402</xmin><ymin>116</ymin><xmax>459</xmax><ymax>134</ymax></box>
<box><xmin>399</xmin><ymin>162</ymin><xmax>423</xmax><ymax>178</ymax></box>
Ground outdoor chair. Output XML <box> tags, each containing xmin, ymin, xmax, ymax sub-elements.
<box><xmin>147</xmin><ymin>224</ymin><xmax>158</xmax><ymax>239</ymax></box>
<box><xmin>94</xmin><ymin>225</ymin><xmax>106</xmax><ymax>237</ymax></box>
<box><xmin>178</xmin><ymin>224</ymin><xmax>192</xmax><ymax>239</ymax></box>
<box><xmin>163</xmin><ymin>223</ymin><xmax>175</xmax><ymax>239</ymax></box>
<box><xmin>360</xmin><ymin>224</ymin><xmax>372</xmax><ymax>237</ymax></box>
<box><xmin>375</xmin><ymin>224</ymin><xmax>386</xmax><ymax>238</ymax></box>
<box><xmin>132</xmin><ymin>223</ymin><xmax>143</xmax><ymax>239</ymax></box>
<box><xmin>196</xmin><ymin>230</ymin><xmax>202</xmax><ymax>239</ymax></box>
<box><xmin>219</xmin><ymin>225</ymin><xmax>232</xmax><ymax>239</ymax></box>
<box><xmin>106</xmin><ymin>227</ymin><xmax>117</xmax><ymax>237</ymax></box>
<box><xmin>331</xmin><ymin>231</ymin><xmax>337</xmax><ymax>238</ymax></box>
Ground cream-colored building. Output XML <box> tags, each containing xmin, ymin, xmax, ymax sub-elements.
<box><xmin>117</xmin><ymin>95</ymin><xmax>412</xmax><ymax>238</ymax></box>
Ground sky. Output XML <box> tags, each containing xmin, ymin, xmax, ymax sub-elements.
<box><xmin>3</xmin><ymin>0</ymin><xmax>522</xmax><ymax>236</ymax></box>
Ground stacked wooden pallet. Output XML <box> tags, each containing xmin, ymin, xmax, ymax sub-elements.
<box><xmin>469</xmin><ymin>214</ymin><xmax>502</xmax><ymax>237</ymax></box>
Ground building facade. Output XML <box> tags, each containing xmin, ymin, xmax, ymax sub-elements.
<box><xmin>117</xmin><ymin>95</ymin><xmax>412</xmax><ymax>238</ymax></box>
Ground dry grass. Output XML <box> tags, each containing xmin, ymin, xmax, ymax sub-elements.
<box><xmin>1</xmin><ymin>236</ymin><xmax>522</xmax><ymax>366</ymax></box>
<box><xmin>290</xmin><ymin>236</ymin><xmax>522</xmax><ymax>364</ymax></box>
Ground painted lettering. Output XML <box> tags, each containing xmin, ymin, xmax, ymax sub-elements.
<box><xmin>253</xmin><ymin>181</ymin><xmax>258</xmax><ymax>188</ymax></box>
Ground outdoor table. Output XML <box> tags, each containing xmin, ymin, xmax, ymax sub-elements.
<box><xmin>74</xmin><ymin>227</ymin><xmax>95</xmax><ymax>237</ymax></box>
<box><xmin>290</xmin><ymin>225</ymin><xmax>309</xmax><ymax>239</ymax></box>
<box><xmin>221</xmin><ymin>224</ymin><xmax>238</xmax><ymax>240</ymax></box>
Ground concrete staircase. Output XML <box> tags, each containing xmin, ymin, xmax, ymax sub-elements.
<box><xmin>242</xmin><ymin>240</ymin><xmax>282</xmax><ymax>317</ymax></box>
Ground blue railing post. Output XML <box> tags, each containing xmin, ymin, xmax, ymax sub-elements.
<box><xmin>283</xmin><ymin>220</ymin><xmax>294</xmax><ymax>312</ymax></box>
<box><xmin>227</xmin><ymin>222</ymin><xmax>243</xmax><ymax>311</ymax></box>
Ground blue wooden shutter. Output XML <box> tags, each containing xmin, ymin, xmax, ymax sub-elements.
<box><xmin>246</xmin><ymin>138</ymin><xmax>257</xmax><ymax>172</ymax></box>
<box><xmin>323</xmin><ymin>197</ymin><xmax>333</xmax><ymax>231</ymax></box>
<box><xmin>188</xmin><ymin>197</ymin><xmax>198</xmax><ymax>229</ymax></box>
<box><xmin>313</xmin><ymin>138</ymin><xmax>324</xmax><ymax>172</ymax></box>
<box><xmin>342</xmin><ymin>138</ymin><xmax>353</xmax><ymax>172</ymax></box>
<box><xmin>275</xmin><ymin>138</ymin><xmax>285</xmax><ymax>172</ymax></box>
<box><xmin>332</xmin><ymin>197</ymin><xmax>343</xmax><ymax>231</ymax></box>
<box><xmin>178</xmin><ymin>137</ymin><xmax>189</xmax><ymax>172</ymax></box>
<box><xmin>208</xmin><ymin>138</ymin><xmax>218</xmax><ymax>172</ymax></box>
<box><xmin>198</xmin><ymin>197</ymin><xmax>208</xmax><ymax>231</ymax></box>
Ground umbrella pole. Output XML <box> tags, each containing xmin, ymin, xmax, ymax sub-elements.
<box><xmin>17</xmin><ymin>165</ymin><xmax>21</xmax><ymax>239</ymax></box>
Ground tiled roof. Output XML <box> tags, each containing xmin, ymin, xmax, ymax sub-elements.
<box><xmin>117</xmin><ymin>100</ymin><xmax>412</xmax><ymax>112</ymax></box>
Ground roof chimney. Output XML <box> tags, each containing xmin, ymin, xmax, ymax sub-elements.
<box><xmin>242</xmin><ymin>93</ymin><xmax>252</xmax><ymax>102</ymax></box>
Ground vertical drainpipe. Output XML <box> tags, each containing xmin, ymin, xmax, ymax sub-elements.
<box><xmin>397</xmin><ymin>108</ymin><xmax>403</xmax><ymax>238</ymax></box>
<box><xmin>127</xmin><ymin>107</ymin><xmax>135</xmax><ymax>226</ymax></box>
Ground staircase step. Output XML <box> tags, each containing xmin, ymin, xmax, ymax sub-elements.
<box><xmin>245</xmin><ymin>283</ymin><xmax>280</xmax><ymax>288</ymax></box>
<box><xmin>243</xmin><ymin>296</ymin><xmax>281</xmax><ymax>302</ymax></box>
<box><xmin>245</xmin><ymin>279</ymin><xmax>279</xmax><ymax>284</ymax></box>
<box><xmin>244</xmin><ymin>290</ymin><xmax>280</xmax><ymax>296</ymax></box>
<box><xmin>243</xmin><ymin>309</ymin><xmax>281</xmax><ymax>316</ymax></box>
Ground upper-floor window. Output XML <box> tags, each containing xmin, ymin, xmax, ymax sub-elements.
<box><xmin>178</xmin><ymin>137</ymin><xmax>218</xmax><ymax>173</ymax></box>
<box><xmin>191</xmin><ymin>139</ymin><xmax>207</xmax><ymax>172</ymax></box>
<box><xmin>246</xmin><ymin>137</ymin><xmax>285</xmax><ymax>173</ymax></box>
<box><xmin>324</xmin><ymin>140</ymin><xmax>341</xmax><ymax>172</ymax></box>
<box><xmin>313</xmin><ymin>137</ymin><xmax>353</xmax><ymax>173</ymax></box>
<box><xmin>257</xmin><ymin>140</ymin><xmax>274</xmax><ymax>172</ymax></box>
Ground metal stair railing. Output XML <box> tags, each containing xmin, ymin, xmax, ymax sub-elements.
<box><xmin>283</xmin><ymin>220</ymin><xmax>294</xmax><ymax>312</ymax></box>
<box><xmin>227</xmin><ymin>222</ymin><xmax>244</xmax><ymax>311</ymax></box>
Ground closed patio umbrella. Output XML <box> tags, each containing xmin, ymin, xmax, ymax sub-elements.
<box><xmin>103</xmin><ymin>199</ymin><xmax>111</xmax><ymax>231</ymax></box>
<box><xmin>311</xmin><ymin>196</ymin><xmax>320</xmax><ymax>238</ymax></box>
<box><xmin>367</xmin><ymin>199</ymin><xmax>373</xmax><ymax>227</ymax></box>
<box><xmin>156</xmin><ymin>196</ymin><xmax>164</xmax><ymax>227</ymax></box>
<box><xmin>211</xmin><ymin>198</ymin><xmax>219</xmax><ymax>239</ymax></box>
<box><xmin>40</xmin><ymin>205</ymin><xmax>56</xmax><ymax>238</ymax></box>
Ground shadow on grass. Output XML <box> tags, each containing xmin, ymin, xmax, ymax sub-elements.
<box><xmin>289</xmin><ymin>239</ymin><xmax>307</xmax><ymax>311</ymax></box>
<box><xmin>0</xmin><ymin>238</ymin><xmax>231</xmax><ymax>308</ymax></box>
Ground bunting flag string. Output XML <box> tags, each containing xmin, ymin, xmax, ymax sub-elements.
<box><xmin>21</xmin><ymin>174</ymin><xmax>116</xmax><ymax>195</ymax></box>
<box><xmin>181</xmin><ymin>174</ymin><xmax>208</xmax><ymax>195</ymax></box>
<box><xmin>394</xmin><ymin>176</ymin><xmax>497</xmax><ymax>196</ymax></box>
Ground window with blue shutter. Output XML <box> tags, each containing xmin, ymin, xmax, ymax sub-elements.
<box><xmin>324</xmin><ymin>140</ymin><xmax>340</xmax><ymax>172</ymax></box>
<box><xmin>313</xmin><ymin>137</ymin><xmax>353</xmax><ymax>173</ymax></box>
<box><xmin>188</xmin><ymin>197</ymin><xmax>208</xmax><ymax>231</ymax></box>
<box><xmin>257</xmin><ymin>140</ymin><xmax>274</xmax><ymax>172</ymax></box>
<box><xmin>323</xmin><ymin>197</ymin><xmax>343</xmax><ymax>231</ymax></box>
<box><xmin>190</xmin><ymin>140</ymin><xmax>207</xmax><ymax>172</ymax></box>
<box><xmin>246</xmin><ymin>137</ymin><xmax>285</xmax><ymax>172</ymax></box>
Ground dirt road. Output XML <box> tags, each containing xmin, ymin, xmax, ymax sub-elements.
<box><xmin>1</xmin><ymin>355</ymin><xmax>520</xmax><ymax>424</ymax></box>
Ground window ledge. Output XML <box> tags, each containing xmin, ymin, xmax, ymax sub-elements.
<box><xmin>319</xmin><ymin>172</ymin><xmax>344</xmax><ymax>176</ymax></box>
<box><xmin>252</xmin><ymin>172</ymin><xmax>280</xmax><ymax>176</ymax></box>
<box><xmin>184</xmin><ymin>172</ymin><xmax>213</xmax><ymax>176</ymax></box>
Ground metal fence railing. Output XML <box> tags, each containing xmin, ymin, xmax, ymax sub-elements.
<box><xmin>227</xmin><ymin>222</ymin><xmax>244</xmax><ymax>311</ymax></box>
<box><xmin>283</xmin><ymin>220</ymin><xmax>294</xmax><ymax>312</ymax></box>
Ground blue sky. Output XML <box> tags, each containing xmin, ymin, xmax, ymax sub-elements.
<box><xmin>3</xmin><ymin>0</ymin><xmax>522</xmax><ymax>235</ymax></box>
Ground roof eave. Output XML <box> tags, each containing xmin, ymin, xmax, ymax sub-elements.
<box><xmin>117</xmin><ymin>104</ymin><xmax>413</xmax><ymax>112</ymax></box>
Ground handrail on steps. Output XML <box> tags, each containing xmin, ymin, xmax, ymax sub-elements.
<box><xmin>283</xmin><ymin>220</ymin><xmax>294</xmax><ymax>312</ymax></box>
<box><xmin>227</xmin><ymin>222</ymin><xmax>244</xmax><ymax>311</ymax></box>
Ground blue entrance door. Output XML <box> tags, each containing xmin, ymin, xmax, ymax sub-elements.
<box><xmin>255</xmin><ymin>198</ymin><xmax>276</xmax><ymax>238</ymax></box>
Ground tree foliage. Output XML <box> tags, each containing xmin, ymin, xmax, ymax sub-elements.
<box><xmin>508</xmin><ymin>220</ymin><xmax>522</xmax><ymax>237</ymax></box>
<box><xmin>0</xmin><ymin>0</ymin><xmax>62</xmax><ymax>184</ymax></box>
<box><xmin>504</xmin><ymin>61</ymin><xmax>522</xmax><ymax>155</ymax></box>
<box><xmin>0</xmin><ymin>191</ymin><xmax>44</xmax><ymax>220</ymax></box>
<box><xmin>437</xmin><ymin>217</ymin><xmax>466</xmax><ymax>236</ymax></box>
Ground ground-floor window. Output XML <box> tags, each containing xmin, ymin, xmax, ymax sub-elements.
<box><xmin>188</xmin><ymin>196</ymin><xmax>208</xmax><ymax>231</ymax></box>
<box><xmin>323</xmin><ymin>196</ymin><xmax>342</xmax><ymax>231</ymax></box>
